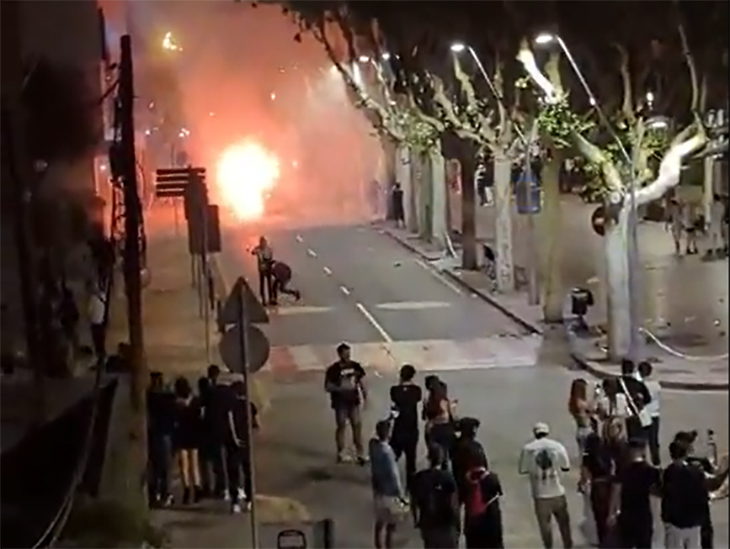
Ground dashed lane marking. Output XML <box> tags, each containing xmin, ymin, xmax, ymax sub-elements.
<box><xmin>295</xmin><ymin>235</ymin><xmax>303</xmax><ymax>243</ymax></box>
<box><xmin>307</xmin><ymin>248</ymin><xmax>317</xmax><ymax>258</ymax></box>
<box><xmin>339</xmin><ymin>285</ymin><xmax>351</xmax><ymax>296</ymax></box>
<box><xmin>355</xmin><ymin>302</ymin><xmax>393</xmax><ymax>343</ymax></box>
<box><xmin>273</xmin><ymin>305</ymin><xmax>334</xmax><ymax>316</ymax></box>
<box><xmin>375</xmin><ymin>301</ymin><xmax>452</xmax><ymax>311</ymax></box>
<box><xmin>323</xmin><ymin>266</ymin><xmax>332</xmax><ymax>275</ymax></box>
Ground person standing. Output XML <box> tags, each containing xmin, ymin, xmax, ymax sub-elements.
<box><xmin>423</xmin><ymin>378</ymin><xmax>456</xmax><ymax>465</ymax></box>
<box><xmin>369</xmin><ymin>420</ymin><xmax>407</xmax><ymax>549</ymax></box>
<box><xmin>685</xmin><ymin>202</ymin><xmax>701</xmax><ymax>255</ymax></box>
<box><xmin>519</xmin><ymin>423</ymin><xmax>573</xmax><ymax>549</ymax></box>
<box><xmin>581</xmin><ymin>418</ymin><xmax>629</xmax><ymax>548</ymax></box>
<box><xmin>172</xmin><ymin>377</ymin><xmax>203</xmax><ymax>504</ymax></box>
<box><xmin>638</xmin><ymin>361</ymin><xmax>661</xmax><ymax>465</ymax></box>
<box><xmin>147</xmin><ymin>372</ymin><xmax>176</xmax><ymax>507</ymax></box>
<box><xmin>709</xmin><ymin>194</ymin><xmax>726</xmax><ymax>258</ymax></box>
<box><xmin>88</xmin><ymin>281</ymin><xmax>107</xmax><ymax>363</ymax></box>
<box><xmin>225</xmin><ymin>380</ymin><xmax>259</xmax><ymax>513</ymax></box>
<box><xmin>613</xmin><ymin>438</ymin><xmax>660</xmax><ymax>548</ymax></box>
<box><xmin>667</xmin><ymin>198</ymin><xmax>685</xmax><ymax>255</ymax></box>
<box><xmin>451</xmin><ymin>417</ymin><xmax>488</xmax><ymax>506</ymax></box>
<box><xmin>324</xmin><ymin>343</ymin><xmax>368</xmax><ymax>464</ymax></box>
<box><xmin>201</xmin><ymin>364</ymin><xmax>228</xmax><ymax>499</ymax></box>
<box><xmin>463</xmin><ymin>452</ymin><xmax>504</xmax><ymax>549</ymax></box>
<box><xmin>389</xmin><ymin>365</ymin><xmax>422</xmax><ymax>493</ymax></box>
<box><xmin>616</xmin><ymin>359</ymin><xmax>652</xmax><ymax>442</ymax></box>
<box><xmin>251</xmin><ymin>236</ymin><xmax>274</xmax><ymax>305</ymax></box>
<box><xmin>392</xmin><ymin>183</ymin><xmax>405</xmax><ymax>228</ymax></box>
<box><xmin>412</xmin><ymin>445</ymin><xmax>460</xmax><ymax>549</ymax></box>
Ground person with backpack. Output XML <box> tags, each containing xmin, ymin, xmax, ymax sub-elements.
<box><xmin>251</xmin><ymin>236</ymin><xmax>274</xmax><ymax>305</ymax></box>
<box><xmin>411</xmin><ymin>444</ymin><xmax>460</xmax><ymax>549</ymax></box>
<box><xmin>615</xmin><ymin>359</ymin><xmax>652</xmax><ymax>441</ymax></box>
<box><xmin>519</xmin><ymin>422</ymin><xmax>573</xmax><ymax>548</ymax></box>
<box><xmin>463</xmin><ymin>450</ymin><xmax>504</xmax><ymax>549</ymax></box>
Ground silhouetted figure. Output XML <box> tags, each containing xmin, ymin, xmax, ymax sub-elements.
<box><xmin>271</xmin><ymin>260</ymin><xmax>301</xmax><ymax>305</ymax></box>
<box><xmin>392</xmin><ymin>183</ymin><xmax>405</xmax><ymax>228</ymax></box>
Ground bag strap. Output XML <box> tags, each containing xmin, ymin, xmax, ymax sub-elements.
<box><xmin>617</xmin><ymin>377</ymin><xmax>640</xmax><ymax>417</ymax></box>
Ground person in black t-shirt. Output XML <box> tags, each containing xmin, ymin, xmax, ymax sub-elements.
<box><xmin>225</xmin><ymin>380</ymin><xmax>259</xmax><ymax>513</ymax></box>
<box><xmin>452</xmin><ymin>418</ymin><xmax>488</xmax><ymax>504</ymax></box>
<box><xmin>412</xmin><ymin>445</ymin><xmax>460</xmax><ymax>549</ymax></box>
<box><xmin>324</xmin><ymin>343</ymin><xmax>368</xmax><ymax>464</ymax></box>
<box><xmin>147</xmin><ymin>372</ymin><xmax>176</xmax><ymax>507</ymax></box>
<box><xmin>172</xmin><ymin>377</ymin><xmax>204</xmax><ymax>504</ymax></box>
<box><xmin>614</xmin><ymin>438</ymin><xmax>660</xmax><ymax>548</ymax></box>
<box><xmin>581</xmin><ymin>418</ymin><xmax>628</xmax><ymax>547</ymax></box>
<box><xmin>389</xmin><ymin>364</ymin><xmax>422</xmax><ymax>492</ymax></box>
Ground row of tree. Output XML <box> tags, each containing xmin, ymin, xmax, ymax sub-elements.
<box><xmin>280</xmin><ymin>0</ymin><xmax>727</xmax><ymax>359</ymax></box>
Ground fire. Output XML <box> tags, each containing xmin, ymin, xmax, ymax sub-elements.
<box><xmin>216</xmin><ymin>141</ymin><xmax>280</xmax><ymax>220</ymax></box>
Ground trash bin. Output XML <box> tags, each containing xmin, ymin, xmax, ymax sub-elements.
<box><xmin>571</xmin><ymin>287</ymin><xmax>594</xmax><ymax>316</ymax></box>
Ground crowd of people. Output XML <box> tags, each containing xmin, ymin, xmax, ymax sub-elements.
<box><xmin>146</xmin><ymin>364</ymin><xmax>259</xmax><ymax>514</ymax></box>
<box><xmin>666</xmin><ymin>194</ymin><xmax>729</xmax><ymax>258</ymax></box>
<box><xmin>323</xmin><ymin>344</ymin><xmax>729</xmax><ymax>549</ymax></box>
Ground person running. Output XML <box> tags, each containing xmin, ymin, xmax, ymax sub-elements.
<box><xmin>172</xmin><ymin>377</ymin><xmax>203</xmax><ymax>504</ymax></box>
<box><xmin>389</xmin><ymin>365</ymin><xmax>422</xmax><ymax>492</ymax></box>
<box><xmin>369</xmin><ymin>420</ymin><xmax>408</xmax><ymax>549</ymax></box>
<box><xmin>270</xmin><ymin>259</ymin><xmax>301</xmax><ymax>305</ymax></box>
<box><xmin>225</xmin><ymin>380</ymin><xmax>259</xmax><ymax>513</ymax></box>
<box><xmin>147</xmin><ymin>372</ymin><xmax>176</xmax><ymax>507</ymax></box>
<box><xmin>412</xmin><ymin>444</ymin><xmax>461</xmax><ymax>549</ymax></box>
<box><xmin>324</xmin><ymin>343</ymin><xmax>368</xmax><ymax>464</ymax></box>
<box><xmin>638</xmin><ymin>361</ymin><xmax>662</xmax><ymax>465</ymax></box>
<box><xmin>463</xmin><ymin>450</ymin><xmax>504</xmax><ymax>549</ymax></box>
<box><xmin>423</xmin><ymin>376</ymin><xmax>456</xmax><ymax>465</ymax></box>
<box><xmin>519</xmin><ymin>422</ymin><xmax>573</xmax><ymax>549</ymax></box>
<box><xmin>251</xmin><ymin>236</ymin><xmax>274</xmax><ymax>305</ymax></box>
<box><xmin>581</xmin><ymin>418</ymin><xmax>628</xmax><ymax>548</ymax></box>
<box><xmin>614</xmin><ymin>438</ymin><xmax>660</xmax><ymax>548</ymax></box>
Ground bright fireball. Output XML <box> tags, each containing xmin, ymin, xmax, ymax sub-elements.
<box><xmin>216</xmin><ymin>141</ymin><xmax>280</xmax><ymax>220</ymax></box>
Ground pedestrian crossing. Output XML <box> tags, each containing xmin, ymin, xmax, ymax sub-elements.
<box><xmin>264</xmin><ymin>335</ymin><xmax>542</xmax><ymax>376</ymax></box>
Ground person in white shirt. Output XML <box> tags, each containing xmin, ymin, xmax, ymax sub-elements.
<box><xmin>519</xmin><ymin>422</ymin><xmax>573</xmax><ymax>548</ymax></box>
<box><xmin>638</xmin><ymin>361</ymin><xmax>661</xmax><ymax>465</ymax></box>
<box><xmin>708</xmin><ymin>194</ymin><xmax>726</xmax><ymax>258</ymax></box>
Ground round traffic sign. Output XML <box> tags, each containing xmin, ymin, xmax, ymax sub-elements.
<box><xmin>591</xmin><ymin>205</ymin><xmax>607</xmax><ymax>236</ymax></box>
<box><xmin>218</xmin><ymin>324</ymin><xmax>271</xmax><ymax>374</ymax></box>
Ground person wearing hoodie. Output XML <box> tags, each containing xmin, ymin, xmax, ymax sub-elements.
<box><xmin>463</xmin><ymin>449</ymin><xmax>504</xmax><ymax>549</ymax></box>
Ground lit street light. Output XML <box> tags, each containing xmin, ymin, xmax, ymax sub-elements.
<box><xmin>449</xmin><ymin>42</ymin><xmax>466</xmax><ymax>53</ymax></box>
<box><xmin>162</xmin><ymin>31</ymin><xmax>182</xmax><ymax>52</ymax></box>
<box><xmin>358</xmin><ymin>55</ymin><xmax>371</xmax><ymax>63</ymax></box>
<box><xmin>381</xmin><ymin>52</ymin><xmax>391</xmax><ymax>61</ymax></box>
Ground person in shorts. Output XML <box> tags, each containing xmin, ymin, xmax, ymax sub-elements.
<box><xmin>369</xmin><ymin>420</ymin><xmax>407</xmax><ymax>549</ymax></box>
<box><xmin>324</xmin><ymin>343</ymin><xmax>367</xmax><ymax>464</ymax></box>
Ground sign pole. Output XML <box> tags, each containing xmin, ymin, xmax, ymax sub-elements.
<box><xmin>525</xmin><ymin>120</ymin><xmax>540</xmax><ymax>306</ymax></box>
<box><xmin>239</xmin><ymin>288</ymin><xmax>260</xmax><ymax>548</ymax></box>
<box><xmin>174</xmin><ymin>200</ymin><xmax>179</xmax><ymax>236</ymax></box>
<box><xmin>200</xmin><ymin>180</ymin><xmax>211</xmax><ymax>361</ymax></box>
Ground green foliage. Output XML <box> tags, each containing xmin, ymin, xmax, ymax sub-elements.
<box><xmin>395</xmin><ymin>108</ymin><xmax>439</xmax><ymax>153</ymax></box>
<box><xmin>536</xmin><ymin>99</ymin><xmax>595</xmax><ymax>150</ymax></box>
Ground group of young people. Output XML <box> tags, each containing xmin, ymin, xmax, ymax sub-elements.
<box><xmin>146</xmin><ymin>365</ymin><xmax>259</xmax><ymax>514</ymax></box>
<box><xmin>565</xmin><ymin>359</ymin><xmax>730</xmax><ymax>549</ymax></box>
<box><xmin>323</xmin><ymin>345</ymin><xmax>503</xmax><ymax>549</ymax></box>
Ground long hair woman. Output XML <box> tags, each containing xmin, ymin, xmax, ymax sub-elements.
<box><xmin>173</xmin><ymin>377</ymin><xmax>203</xmax><ymax>504</ymax></box>
<box><xmin>568</xmin><ymin>378</ymin><xmax>595</xmax><ymax>455</ymax></box>
<box><xmin>423</xmin><ymin>376</ymin><xmax>456</xmax><ymax>465</ymax></box>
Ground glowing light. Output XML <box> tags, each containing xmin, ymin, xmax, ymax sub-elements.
<box><xmin>381</xmin><ymin>52</ymin><xmax>391</xmax><ymax>61</ymax></box>
<box><xmin>358</xmin><ymin>55</ymin><xmax>371</xmax><ymax>63</ymax></box>
<box><xmin>270</xmin><ymin>92</ymin><xmax>276</xmax><ymax>100</ymax></box>
<box><xmin>216</xmin><ymin>141</ymin><xmax>280</xmax><ymax>220</ymax></box>
<box><xmin>646</xmin><ymin>91</ymin><xmax>655</xmax><ymax>104</ymax></box>
<box><xmin>162</xmin><ymin>32</ymin><xmax>181</xmax><ymax>52</ymax></box>
<box><xmin>535</xmin><ymin>33</ymin><xmax>555</xmax><ymax>45</ymax></box>
<box><xmin>209</xmin><ymin>111</ymin><xmax>215</xmax><ymax>117</ymax></box>
<box><xmin>450</xmin><ymin>43</ymin><xmax>466</xmax><ymax>53</ymax></box>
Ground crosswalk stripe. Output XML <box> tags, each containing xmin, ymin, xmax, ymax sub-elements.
<box><xmin>274</xmin><ymin>305</ymin><xmax>333</xmax><ymax>316</ymax></box>
<box><xmin>263</xmin><ymin>336</ymin><xmax>542</xmax><ymax>376</ymax></box>
<box><xmin>375</xmin><ymin>301</ymin><xmax>452</xmax><ymax>311</ymax></box>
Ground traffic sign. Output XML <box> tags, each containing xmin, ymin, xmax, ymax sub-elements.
<box><xmin>218</xmin><ymin>276</ymin><xmax>270</xmax><ymax>325</ymax></box>
<box><xmin>591</xmin><ymin>205</ymin><xmax>607</xmax><ymax>236</ymax></box>
<box><xmin>156</xmin><ymin>167</ymin><xmax>205</xmax><ymax>177</ymax></box>
<box><xmin>154</xmin><ymin>181</ymin><xmax>187</xmax><ymax>198</ymax></box>
<box><xmin>219</xmin><ymin>324</ymin><xmax>270</xmax><ymax>374</ymax></box>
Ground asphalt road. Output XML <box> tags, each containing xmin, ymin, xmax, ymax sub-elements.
<box><xmin>220</xmin><ymin>222</ymin><xmax>529</xmax><ymax>350</ymax></box>
<box><xmin>213</xmin><ymin>220</ymin><xmax>729</xmax><ymax>548</ymax></box>
<box><xmin>255</xmin><ymin>367</ymin><xmax>730</xmax><ymax>548</ymax></box>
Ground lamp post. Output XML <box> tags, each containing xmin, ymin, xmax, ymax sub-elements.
<box><xmin>534</xmin><ymin>32</ymin><xmax>647</xmax><ymax>361</ymax></box>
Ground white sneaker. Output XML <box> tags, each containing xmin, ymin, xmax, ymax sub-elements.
<box><xmin>231</xmin><ymin>503</ymin><xmax>242</xmax><ymax>514</ymax></box>
<box><xmin>244</xmin><ymin>501</ymin><xmax>252</xmax><ymax>512</ymax></box>
<box><xmin>224</xmin><ymin>491</ymin><xmax>231</xmax><ymax>502</ymax></box>
<box><xmin>337</xmin><ymin>452</ymin><xmax>353</xmax><ymax>463</ymax></box>
<box><xmin>238</xmin><ymin>487</ymin><xmax>245</xmax><ymax>501</ymax></box>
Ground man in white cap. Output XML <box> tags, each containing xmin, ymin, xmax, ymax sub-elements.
<box><xmin>519</xmin><ymin>422</ymin><xmax>573</xmax><ymax>548</ymax></box>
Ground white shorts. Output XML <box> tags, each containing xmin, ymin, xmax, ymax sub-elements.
<box><xmin>373</xmin><ymin>495</ymin><xmax>404</xmax><ymax>525</ymax></box>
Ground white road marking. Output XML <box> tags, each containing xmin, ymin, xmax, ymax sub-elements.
<box><xmin>323</xmin><ymin>266</ymin><xmax>333</xmax><ymax>275</ymax></box>
<box><xmin>340</xmin><ymin>285</ymin><xmax>351</xmax><ymax>296</ymax></box>
<box><xmin>415</xmin><ymin>259</ymin><xmax>464</xmax><ymax>295</ymax></box>
<box><xmin>376</xmin><ymin>301</ymin><xmax>452</xmax><ymax>311</ymax></box>
<box><xmin>295</xmin><ymin>235</ymin><xmax>303</xmax><ymax>243</ymax></box>
<box><xmin>307</xmin><ymin>248</ymin><xmax>317</xmax><ymax>257</ymax></box>
<box><xmin>356</xmin><ymin>302</ymin><xmax>393</xmax><ymax>343</ymax></box>
<box><xmin>275</xmin><ymin>306</ymin><xmax>333</xmax><ymax>316</ymax></box>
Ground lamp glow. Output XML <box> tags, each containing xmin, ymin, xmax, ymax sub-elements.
<box><xmin>535</xmin><ymin>33</ymin><xmax>555</xmax><ymax>45</ymax></box>
<box><xmin>450</xmin><ymin>42</ymin><xmax>466</xmax><ymax>53</ymax></box>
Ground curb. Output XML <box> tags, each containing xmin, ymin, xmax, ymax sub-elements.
<box><xmin>380</xmin><ymin>227</ymin><xmax>543</xmax><ymax>335</ymax></box>
<box><xmin>571</xmin><ymin>352</ymin><xmax>730</xmax><ymax>392</ymax></box>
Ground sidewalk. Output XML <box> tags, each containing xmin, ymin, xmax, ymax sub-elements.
<box><xmin>97</xmin><ymin>205</ymin><xmax>305</xmax><ymax>546</ymax></box>
<box><xmin>380</xmin><ymin>219</ymin><xmax>729</xmax><ymax>391</ymax></box>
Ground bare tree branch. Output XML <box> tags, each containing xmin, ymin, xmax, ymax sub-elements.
<box><xmin>452</xmin><ymin>55</ymin><xmax>497</xmax><ymax>145</ymax></box>
<box><xmin>612</xmin><ymin>43</ymin><xmax>636</xmax><ymax>125</ymax></box>
<box><xmin>430</xmin><ymin>74</ymin><xmax>482</xmax><ymax>143</ymax></box>
<box><xmin>571</xmin><ymin>132</ymin><xmax>625</xmax><ymax>195</ymax></box>
<box><xmin>676</xmin><ymin>14</ymin><xmax>699</xmax><ymax>113</ymax></box>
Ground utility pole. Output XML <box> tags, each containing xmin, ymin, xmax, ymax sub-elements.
<box><xmin>1</xmin><ymin>0</ymin><xmax>46</xmax><ymax>423</ymax></box>
<box><xmin>119</xmin><ymin>34</ymin><xmax>148</xmax><ymax>500</ymax></box>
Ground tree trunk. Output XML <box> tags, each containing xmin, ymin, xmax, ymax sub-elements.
<box><xmin>605</xmin><ymin>206</ymin><xmax>631</xmax><ymax>360</ymax></box>
<box><xmin>396</xmin><ymin>145</ymin><xmax>416</xmax><ymax>232</ymax></box>
<box><xmin>538</xmin><ymin>151</ymin><xmax>564</xmax><ymax>323</ymax></box>
<box><xmin>412</xmin><ymin>151</ymin><xmax>430</xmax><ymax>240</ymax></box>
<box><xmin>460</xmin><ymin>152</ymin><xmax>478</xmax><ymax>270</ymax></box>
<box><xmin>493</xmin><ymin>152</ymin><xmax>514</xmax><ymax>292</ymax></box>
<box><xmin>430</xmin><ymin>148</ymin><xmax>447</xmax><ymax>248</ymax></box>
<box><xmin>382</xmin><ymin>139</ymin><xmax>397</xmax><ymax>220</ymax></box>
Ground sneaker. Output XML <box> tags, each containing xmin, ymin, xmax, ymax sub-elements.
<box><xmin>223</xmin><ymin>491</ymin><xmax>231</xmax><ymax>502</ymax></box>
<box><xmin>244</xmin><ymin>501</ymin><xmax>252</xmax><ymax>512</ymax></box>
<box><xmin>337</xmin><ymin>452</ymin><xmax>352</xmax><ymax>464</ymax></box>
<box><xmin>295</xmin><ymin>291</ymin><xmax>302</xmax><ymax>301</ymax></box>
<box><xmin>356</xmin><ymin>455</ymin><xmax>369</xmax><ymax>466</ymax></box>
<box><xmin>231</xmin><ymin>503</ymin><xmax>242</xmax><ymax>514</ymax></box>
<box><xmin>238</xmin><ymin>487</ymin><xmax>245</xmax><ymax>501</ymax></box>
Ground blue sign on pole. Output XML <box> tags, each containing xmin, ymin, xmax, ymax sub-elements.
<box><xmin>515</xmin><ymin>175</ymin><xmax>542</xmax><ymax>214</ymax></box>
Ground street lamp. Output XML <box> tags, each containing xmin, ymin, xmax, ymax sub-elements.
<box><xmin>535</xmin><ymin>31</ymin><xmax>644</xmax><ymax>361</ymax></box>
<box><xmin>381</xmin><ymin>52</ymin><xmax>391</xmax><ymax>61</ymax></box>
<box><xmin>358</xmin><ymin>55</ymin><xmax>371</xmax><ymax>63</ymax></box>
